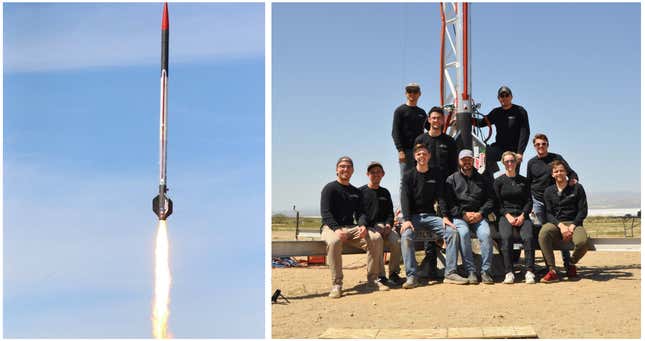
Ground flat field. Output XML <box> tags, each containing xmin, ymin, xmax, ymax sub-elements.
<box><xmin>271</xmin><ymin>217</ymin><xmax>641</xmax><ymax>339</ymax></box>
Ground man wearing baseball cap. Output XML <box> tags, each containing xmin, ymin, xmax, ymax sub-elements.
<box><xmin>444</xmin><ymin>149</ymin><xmax>496</xmax><ymax>284</ymax></box>
<box><xmin>359</xmin><ymin>162</ymin><xmax>403</xmax><ymax>286</ymax></box>
<box><xmin>477</xmin><ymin>85</ymin><xmax>530</xmax><ymax>181</ymax></box>
<box><xmin>392</xmin><ymin>83</ymin><xmax>428</xmax><ymax>194</ymax></box>
<box><xmin>320</xmin><ymin>156</ymin><xmax>386</xmax><ymax>298</ymax></box>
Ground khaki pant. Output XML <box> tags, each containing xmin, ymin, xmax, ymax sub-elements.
<box><xmin>538</xmin><ymin>221</ymin><xmax>589</xmax><ymax>270</ymax></box>
<box><xmin>321</xmin><ymin>225</ymin><xmax>383</xmax><ymax>286</ymax></box>
<box><xmin>371</xmin><ymin>224</ymin><xmax>401</xmax><ymax>277</ymax></box>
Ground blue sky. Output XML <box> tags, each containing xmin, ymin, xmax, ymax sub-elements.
<box><xmin>4</xmin><ymin>3</ymin><xmax>264</xmax><ymax>338</ymax></box>
<box><xmin>272</xmin><ymin>2</ymin><xmax>641</xmax><ymax>214</ymax></box>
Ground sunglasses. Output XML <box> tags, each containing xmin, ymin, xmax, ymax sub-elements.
<box><xmin>406</xmin><ymin>90</ymin><xmax>420</xmax><ymax>94</ymax></box>
<box><xmin>498</xmin><ymin>93</ymin><xmax>510</xmax><ymax>98</ymax></box>
<box><xmin>503</xmin><ymin>159</ymin><xmax>516</xmax><ymax>164</ymax></box>
<box><xmin>534</xmin><ymin>142</ymin><xmax>547</xmax><ymax>147</ymax></box>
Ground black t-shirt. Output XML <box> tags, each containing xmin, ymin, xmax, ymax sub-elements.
<box><xmin>526</xmin><ymin>152</ymin><xmax>578</xmax><ymax>202</ymax></box>
<box><xmin>493</xmin><ymin>174</ymin><xmax>533</xmax><ymax>219</ymax></box>
<box><xmin>401</xmin><ymin>168</ymin><xmax>446</xmax><ymax>220</ymax></box>
<box><xmin>544</xmin><ymin>183</ymin><xmax>588</xmax><ymax>226</ymax></box>
<box><xmin>482</xmin><ymin>104</ymin><xmax>530</xmax><ymax>154</ymax></box>
<box><xmin>413</xmin><ymin>133</ymin><xmax>458</xmax><ymax>179</ymax></box>
<box><xmin>320</xmin><ymin>181</ymin><xmax>366</xmax><ymax>230</ymax></box>
<box><xmin>392</xmin><ymin>104</ymin><xmax>427</xmax><ymax>151</ymax></box>
<box><xmin>359</xmin><ymin>185</ymin><xmax>394</xmax><ymax>227</ymax></box>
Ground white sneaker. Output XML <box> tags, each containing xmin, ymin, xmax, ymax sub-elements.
<box><xmin>328</xmin><ymin>285</ymin><xmax>342</xmax><ymax>298</ymax></box>
<box><xmin>369</xmin><ymin>278</ymin><xmax>390</xmax><ymax>291</ymax></box>
<box><xmin>503</xmin><ymin>272</ymin><xmax>515</xmax><ymax>284</ymax></box>
<box><xmin>525</xmin><ymin>271</ymin><xmax>536</xmax><ymax>284</ymax></box>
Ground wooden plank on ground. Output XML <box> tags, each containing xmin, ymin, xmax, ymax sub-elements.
<box><xmin>320</xmin><ymin>326</ymin><xmax>536</xmax><ymax>339</ymax></box>
<box><xmin>376</xmin><ymin>328</ymin><xmax>447</xmax><ymax>338</ymax></box>
<box><xmin>513</xmin><ymin>325</ymin><xmax>539</xmax><ymax>338</ymax></box>
<box><xmin>482</xmin><ymin>326</ymin><xmax>537</xmax><ymax>338</ymax></box>
<box><xmin>320</xmin><ymin>328</ymin><xmax>378</xmax><ymax>339</ymax></box>
<box><xmin>447</xmin><ymin>327</ymin><xmax>484</xmax><ymax>338</ymax></box>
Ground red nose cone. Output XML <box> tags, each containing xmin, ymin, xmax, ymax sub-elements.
<box><xmin>162</xmin><ymin>3</ymin><xmax>169</xmax><ymax>30</ymax></box>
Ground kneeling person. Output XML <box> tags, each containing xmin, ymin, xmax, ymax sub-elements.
<box><xmin>320</xmin><ymin>156</ymin><xmax>385</xmax><ymax>298</ymax></box>
<box><xmin>538</xmin><ymin>160</ymin><xmax>589</xmax><ymax>283</ymax></box>
<box><xmin>359</xmin><ymin>162</ymin><xmax>403</xmax><ymax>286</ymax></box>
<box><xmin>400</xmin><ymin>144</ymin><xmax>468</xmax><ymax>288</ymax></box>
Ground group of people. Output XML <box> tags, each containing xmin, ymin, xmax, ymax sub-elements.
<box><xmin>319</xmin><ymin>83</ymin><xmax>589</xmax><ymax>299</ymax></box>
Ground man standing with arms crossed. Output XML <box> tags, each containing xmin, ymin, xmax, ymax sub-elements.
<box><xmin>478</xmin><ymin>86</ymin><xmax>530</xmax><ymax>182</ymax></box>
<box><xmin>359</xmin><ymin>162</ymin><xmax>403</xmax><ymax>286</ymax></box>
<box><xmin>320</xmin><ymin>156</ymin><xmax>386</xmax><ymax>298</ymax></box>
<box><xmin>400</xmin><ymin>144</ymin><xmax>468</xmax><ymax>288</ymax></box>
<box><xmin>392</xmin><ymin>83</ymin><xmax>428</xmax><ymax>185</ymax></box>
<box><xmin>414</xmin><ymin>106</ymin><xmax>458</xmax><ymax>279</ymax></box>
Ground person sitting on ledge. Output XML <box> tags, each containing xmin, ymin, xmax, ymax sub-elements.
<box><xmin>538</xmin><ymin>160</ymin><xmax>589</xmax><ymax>283</ymax></box>
<box><xmin>320</xmin><ymin>156</ymin><xmax>386</xmax><ymax>298</ymax></box>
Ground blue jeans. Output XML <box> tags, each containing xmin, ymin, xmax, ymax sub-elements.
<box><xmin>454</xmin><ymin>218</ymin><xmax>493</xmax><ymax>274</ymax></box>
<box><xmin>398</xmin><ymin>148</ymin><xmax>415</xmax><ymax>177</ymax></box>
<box><xmin>400</xmin><ymin>214</ymin><xmax>459</xmax><ymax>278</ymax></box>
<box><xmin>533</xmin><ymin>196</ymin><xmax>571</xmax><ymax>265</ymax></box>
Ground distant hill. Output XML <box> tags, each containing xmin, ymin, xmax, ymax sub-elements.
<box><xmin>586</xmin><ymin>190</ymin><xmax>640</xmax><ymax>209</ymax></box>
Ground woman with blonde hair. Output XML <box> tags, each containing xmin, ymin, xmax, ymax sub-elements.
<box><xmin>493</xmin><ymin>151</ymin><xmax>535</xmax><ymax>284</ymax></box>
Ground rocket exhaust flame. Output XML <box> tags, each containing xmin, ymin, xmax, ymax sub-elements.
<box><xmin>152</xmin><ymin>3</ymin><xmax>172</xmax><ymax>338</ymax></box>
<box><xmin>153</xmin><ymin>220</ymin><xmax>172</xmax><ymax>339</ymax></box>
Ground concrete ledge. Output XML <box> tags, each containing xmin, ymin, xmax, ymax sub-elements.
<box><xmin>272</xmin><ymin>237</ymin><xmax>640</xmax><ymax>258</ymax></box>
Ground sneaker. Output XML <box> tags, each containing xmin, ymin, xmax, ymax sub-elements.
<box><xmin>402</xmin><ymin>276</ymin><xmax>418</xmax><ymax>289</ymax></box>
<box><xmin>444</xmin><ymin>272</ymin><xmax>469</xmax><ymax>285</ymax></box>
<box><xmin>481</xmin><ymin>272</ymin><xmax>494</xmax><ymax>284</ymax></box>
<box><xmin>467</xmin><ymin>272</ymin><xmax>479</xmax><ymax>285</ymax></box>
<box><xmin>566</xmin><ymin>265</ymin><xmax>578</xmax><ymax>278</ymax></box>
<box><xmin>388</xmin><ymin>273</ymin><xmax>403</xmax><ymax>286</ymax></box>
<box><xmin>525</xmin><ymin>271</ymin><xmax>536</xmax><ymax>284</ymax></box>
<box><xmin>373</xmin><ymin>277</ymin><xmax>390</xmax><ymax>291</ymax></box>
<box><xmin>503</xmin><ymin>272</ymin><xmax>515</xmax><ymax>284</ymax></box>
<box><xmin>328</xmin><ymin>285</ymin><xmax>342</xmax><ymax>298</ymax></box>
<box><xmin>540</xmin><ymin>269</ymin><xmax>559</xmax><ymax>283</ymax></box>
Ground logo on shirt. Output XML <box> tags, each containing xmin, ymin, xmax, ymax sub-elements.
<box><xmin>378</xmin><ymin>197</ymin><xmax>389</xmax><ymax>201</ymax></box>
<box><xmin>349</xmin><ymin>194</ymin><xmax>359</xmax><ymax>199</ymax></box>
<box><xmin>425</xmin><ymin>179</ymin><xmax>436</xmax><ymax>184</ymax></box>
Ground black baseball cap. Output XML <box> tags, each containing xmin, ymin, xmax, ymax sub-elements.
<box><xmin>498</xmin><ymin>86</ymin><xmax>512</xmax><ymax>97</ymax></box>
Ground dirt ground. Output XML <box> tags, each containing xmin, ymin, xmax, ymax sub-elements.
<box><xmin>272</xmin><ymin>232</ymin><xmax>641</xmax><ymax>338</ymax></box>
